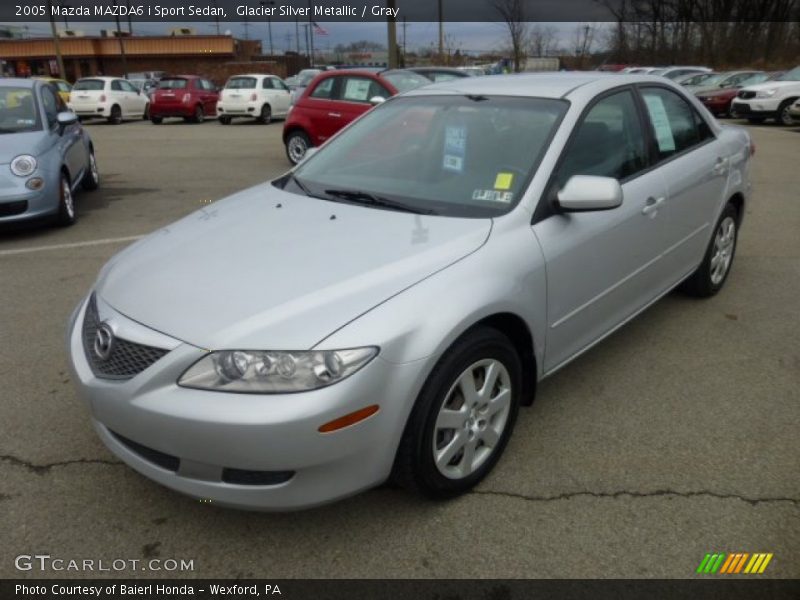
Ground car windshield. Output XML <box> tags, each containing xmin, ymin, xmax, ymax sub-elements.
<box><xmin>284</xmin><ymin>95</ymin><xmax>567</xmax><ymax>218</ymax></box>
<box><xmin>740</xmin><ymin>73</ymin><xmax>769</xmax><ymax>86</ymax></box>
<box><xmin>649</xmin><ymin>69</ymin><xmax>666</xmax><ymax>76</ymax></box>
<box><xmin>777</xmin><ymin>66</ymin><xmax>800</xmax><ymax>81</ymax></box>
<box><xmin>226</xmin><ymin>77</ymin><xmax>257</xmax><ymax>89</ymax></box>
<box><xmin>695</xmin><ymin>73</ymin><xmax>725</xmax><ymax>86</ymax></box>
<box><xmin>0</xmin><ymin>87</ymin><xmax>42</xmax><ymax>133</ymax></box>
<box><xmin>158</xmin><ymin>78</ymin><xmax>188</xmax><ymax>89</ymax></box>
<box><xmin>381</xmin><ymin>70</ymin><xmax>431</xmax><ymax>93</ymax></box>
<box><xmin>73</xmin><ymin>79</ymin><xmax>105</xmax><ymax>91</ymax></box>
<box><xmin>297</xmin><ymin>70</ymin><xmax>322</xmax><ymax>85</ymax></box>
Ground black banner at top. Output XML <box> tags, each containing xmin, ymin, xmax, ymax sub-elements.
<box><xmin>2</xmin><ymin>0</ymin><xmax>799</xmax><ymax>23</ymax></box>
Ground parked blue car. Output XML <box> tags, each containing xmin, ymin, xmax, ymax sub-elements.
<box><xmin>0</xmin><ymin>78</ymin><xmax>99</xmax><ymax>226</ymax></box>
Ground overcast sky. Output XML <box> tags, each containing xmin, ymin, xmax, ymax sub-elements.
<box><xmin>9</xmin><ymin>21</ymin><xmax>609</xmax><ymax>55</ymax></box>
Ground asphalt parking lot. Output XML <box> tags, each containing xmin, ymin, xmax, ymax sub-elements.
<box><xmin>1</xmin><ymin>118</ymin><xmax>798</xmax><ymax>579</ymax></box>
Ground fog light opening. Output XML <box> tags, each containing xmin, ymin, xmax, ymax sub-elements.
<box><xmin>318</xmin><ymin>405</ymin><xmax>380</xmax><ymax>433</ymax></box>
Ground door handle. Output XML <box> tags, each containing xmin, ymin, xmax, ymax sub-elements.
<box><xmin>642</xmin><ymin>196</ymin><xmax>665</xmax><ymax>216</ymax></box>
<box><xmin>712</xmin><ymin>157</ymin><xmax>728</xmax><ymax>175</ymax></box>
<box><xmin>328</xmin><ymin>112</ymin><xmax>342</xmax><ymax>117</ymax></box>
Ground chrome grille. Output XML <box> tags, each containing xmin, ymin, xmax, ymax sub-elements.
<box><xmin>737</xmin><ymin>90</ymin><xmax>756</xmax><ymax>99</ymax></box>
<box><xmin>82</xmin><ymin>295</ymin><xmax>169</xmax><ymax>380</ymax></box>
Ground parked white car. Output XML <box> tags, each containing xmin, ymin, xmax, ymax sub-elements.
<box><xmin>217</xmin><ymin>74</ymin><xmax>292</xmax><ymax>125</ymax></box>
<box><xmin>731</xmin><ymin>66</ymin><xmax>800</xmax><ymax>125</ymax></box>
<box><xmin>68</xmin><ymin>77</ymin><xmax>150</xmax><ymax>124</ymax></box>
<box><xmin>658</xmin><ymin>66</ymin><xmax>712</xmax><ymax>81</ymax></box>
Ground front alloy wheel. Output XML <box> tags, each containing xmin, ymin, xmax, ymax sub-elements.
<box><xmin>392</xmin><ymin>326</ymin><xmax>521</xmax><ymax>498</ymax></box>
<box><xmin>56</xmin><ymin>173</ymin><xmax>76</xmax><ymax>226</ymax></box>
<box><xmin>680</xmin><ymin>202</ymin><xmax>738</xmax><ymax>297</ymax></box>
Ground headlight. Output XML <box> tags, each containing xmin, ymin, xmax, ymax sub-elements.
<box><xmin>178</xmin><ymin>347</ymin><xmax>378</xmax><ymax>393</ymax></box>
<box><xmin>10</xmin><ymin>155</ymin><xmax>37</xmax><ymax>177</ymax></box>
<box><xmin>756</xmin><ymin>88</ymin><xmax>777</xmax><ymax>98</ymax></box>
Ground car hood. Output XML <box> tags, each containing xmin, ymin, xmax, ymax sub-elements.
<box><xmin>740</xmin><ymin>80</ymin><xmax>800</xmax><ymax>92</ymax></box>
<box><xmin>96</xmin><ymin>182</ymin><xmax>491</xmax><ymax>350</ymax></box>
<box><xmin>0</xmin><ymin>131</ymin><xmax>48</xmax><ymax>164</ymax></box>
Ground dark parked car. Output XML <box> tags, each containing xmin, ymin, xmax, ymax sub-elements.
<box><xmin>149</xmin><ymin>76</ymin><xmax>219</xmax><ymax>124</ymax></box>
<box><xmin>697</xmin><ymin>72</ymin><xmax>782</xmax><ymax>118</ymax></box>
<box><xmin>409</xmin><ymin>67</ymin><xmax>472</xmax><ymax>83</ymax></box>
<box><xmin>282</xmin><ymin>69</ymin><xmax>430</xmax><ymax>164</ymax></box>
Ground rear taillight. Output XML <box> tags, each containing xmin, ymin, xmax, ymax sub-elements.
<box><xmin>99</xmin><ymin>94</ymin><xmax>106</xmax><ymax>102</ymax></box>
<box><xmin>250</xmin><ymin>93</ymin><xmax>258</xmax><ymax>102</ymax></box>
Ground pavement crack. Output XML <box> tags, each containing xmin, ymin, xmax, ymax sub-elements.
<box><xmin>473</xmin><ymin>488</ymin><xmax>800</xmax><ymax>507</ymax></box>
<box><xmin>0</xmin><ymin>454</ymin><xmax>123</xmax><ymax>475</ymax></box>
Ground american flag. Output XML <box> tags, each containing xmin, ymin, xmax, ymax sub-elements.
<box><xmin>312</xmin><ymin>21</ymin><xmax>329</xmax><ymax>36</ymax></box>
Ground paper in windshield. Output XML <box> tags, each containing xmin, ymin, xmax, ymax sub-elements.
<box><xmin>643</xmin><ymin>94</ymin><xmax>676</xmax><ymax>153</ymax></box>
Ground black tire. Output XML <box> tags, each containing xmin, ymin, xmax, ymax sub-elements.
<box><xmin>747</xmin><ymin>117</ymin><xmax>766</xmax><ymax>124</ymax></box>
<box><xmin>258</xmin><ymin>104</ymin><xmax>272</xmax><ymax>124</ymax></box>
<box><xmin>285</xmin><ymin>130</ymin><xmax>311</xmax><ymax>165</ymax></box>
<box><xmin>194</xmin><ymin>105</ymin><xmax>205</xmax><ymax>124</ymax></box>
<box><xmin>680</xmin><ymin>202</ymin><xmax>739</xmax><ymax>297</ymax></box>
<box><xmin>150</xmin><ymin>116</ymin><xmax>163</xmax><ymax>125</ymax></box>
<box><xmin>81</xmin><ymin>151</ymin><xmax>99</xmax><ymax>191</ymax></box>
<box><xmin>219</xmin><ymin>115</ymin><xmax>232</xmax><ymax>125</ymax></box>
<box><xmin>108</xmin><ymin>105</ymin><xmax>122</xmax><ymax>125</ymax></box>
<box><xmin>55</xmin><ymin>172</ymin><xmax>77</xmax><ymax>227</ymax></box>
<box><xmin>392</xmin><ymin>326</ymin><xmax>522</xmax><ymax>499</ymax></box>
<box><xmin>776</xmin><ymin>99</ymin><xmax>797</xmax><ymax>126</ymax></box>
<box><xmin>142</xmin><ymin>103</ymin><xmax>150</xmax><ymax>120</ymax></box>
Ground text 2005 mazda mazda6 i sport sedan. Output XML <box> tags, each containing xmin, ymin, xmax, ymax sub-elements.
<box><xmin>67</xmin><ymin>74</ymin><xmax>753</xmax><ymax>510</ymax></box>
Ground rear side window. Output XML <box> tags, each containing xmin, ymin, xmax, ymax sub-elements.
<box><xmin>227</xmin><ymin>77</ymin><xmax>257</xmax><ymax>89</ymax></box>
<box><xmin>641</xmin><ymin>87</ymin><xmax>713</xmax><ymax>160</ymax></box>
<box><xmin>309</xmin><ymin>77</ymin><xmax>335</xmax><ymax>99</ymax></box>
<box><xmin>74</xmin><ymin>79</ymin><xmax>105</xmax><ymax>91</ymax></box>
<box><xmin>158</xmin><ymin>79</ymin><xmax>188</xmax><ymax>90</ymax></box>
<box><xmin>111</xmin><ymin>80</ymin><xmax>123</xmax><ymax>92</ymax></box>
<box><xmin>556</xmin><ymin>89</ymin><xmax>648</xmax><ymax>187</ymax></box>
<box><xmin>262</xmin><ymin>78</ymin><xmax>276</xmax><ymax>89</ymax></box>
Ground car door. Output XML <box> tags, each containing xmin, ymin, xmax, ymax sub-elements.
<box><xmin>532</xmin><ymin>88</ymin><xmax>671</xmax><ymax>372</ymax></box>
<box><xmin>41</xmin><ymin>84</ymin><xmax>84</xmax><ymax>183</ymax></box>
<box><xmin>334</xmin><ymin>75</ymin><xmax>387</xmax><ymax>132</ymax></box>
<box><xmin>637</xmin><ymin>85</ymin><xmax>728</xmax><ymax>284</ymax></box>
<box><xmin>272</xmin><ymin>78</ymin><xmax>292</xmax><ymax>114</ymax></box>
<box><xmin>200</xmin><ymin>79</ymin><xmax>219</xmax><ymax>115</ymax></box>
<box><xmin>301</xmin><ymin>75</ymin><xmax>342</xmax><ymax>143</ymax></box>
<box><xmin>109</xmin><ymin>79</ymin><xmax>127</xmax><ymax>116</ymax></box>
<box><xmin>120</xmin><ymin>79</ymin><xmax>145</xmax><ymax>116</ymax></box>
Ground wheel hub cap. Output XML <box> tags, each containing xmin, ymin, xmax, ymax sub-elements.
<box><xmin>710</xmin><ymin>216</ymin><xmax>735</xmax><ymax>285</ymax></box>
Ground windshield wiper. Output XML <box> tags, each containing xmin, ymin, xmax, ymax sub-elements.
<box><xmin>323</xmin><ymin>189</ymin><xmax>436</xmax><ymax>215</ymax></box>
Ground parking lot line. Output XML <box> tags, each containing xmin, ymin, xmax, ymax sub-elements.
<box><xmin>0</xmin><ymin>235</ymin><xmax>145</xmax><ymax>257</ymax></box>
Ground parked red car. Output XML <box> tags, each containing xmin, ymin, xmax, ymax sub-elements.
<box><xmin>149</xmin><ymin>75</ymin><xmax>219</xmax><ymax>124</ymax></box>
<box><xmin>696</xmin><ymin>72</ymin><xmax>781</xmax><ymax>117</ymax></box>
<box><xmin>282</xmin><ymin>68</ymin><xmax>430</xmax><ymax>164</ymax></box>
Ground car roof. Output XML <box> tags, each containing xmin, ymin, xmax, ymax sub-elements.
<box><xmin>161</xmin><ymin>74</ymin><xmax>202</xmax><ymax>79</ymax></box>
<box><xmin>76</xmin><ymin>76</ymin><xmax>119</xmax><ymax>81</ymax></box>
<box><xmin>404</xmin><ymin>72</ymin><xmax>674</xmax><ymax>100</ymax></box>
<box><xmin>0</xmin><ymin>78</ymin><xmax>36</xmax><ymax>89</ymax></box>
<box><xmin>228</xmin><ymin>73</ymin><xmax>277</xmax><ymax>79</ymax></box>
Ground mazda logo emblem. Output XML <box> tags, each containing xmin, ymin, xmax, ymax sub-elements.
<box><xmin>93</xmin><ymin>323</ymin><xmax>115</xmax><ymax>361</ymax></box>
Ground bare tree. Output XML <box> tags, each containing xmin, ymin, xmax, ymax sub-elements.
<box><xmin>573</xmin><ymin>23</ymin><xmax>596</xmax><ymax>69</ymax></box>
<box><xmin>529</xmin><ymin>24</ymin><xmax>557</xmax><ymax>57</ymax></box>
<box><xmin>489</xmin><ymin>0</ymin><xmax>528</xmax><ymax>72</ymax></box>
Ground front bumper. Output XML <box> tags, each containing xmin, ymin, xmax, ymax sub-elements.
<box><xmin>66</xmin><ymin>294</ymin><xmax>423</xmax><ymax>510</ymax></box>
<box><xmin>0</xmin><ymin>168</ymin><xmax>59</xmax><ymax>223</ymax></box>
<box><xmin>730</xmin><ymin>98</ymin><xmax>779</xmax><ymax>119</ymax></box>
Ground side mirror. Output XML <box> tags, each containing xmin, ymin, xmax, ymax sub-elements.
<box><xmin>56</xmin><ymin>111</ymin><xmax>78</xmax><ymax>133</ymax></box>
<box><xmin>369</xmin><ymin>96</ymin><xmax>386</xmax><ymax>106</ymax></box>
<box><xmin>557</xmin><ymin>175</ymin><xmax>623</xmax><ymax>212</ymax></box>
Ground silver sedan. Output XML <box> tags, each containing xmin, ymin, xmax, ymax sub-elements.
<box><xmin>67</xmin><ymin>73</ymin><xmax>752</xmax><ymax>510</ymax></box>
<box><xmin>0</xmin><ymin>78</ymin><xmax>99</xmax><ymax>226</ymax></box>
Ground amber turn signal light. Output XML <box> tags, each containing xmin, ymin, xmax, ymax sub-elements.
<box><xmin>318</xmin><ymin>405</ymin><xmax>380</xmax><ymax>433</ymax></box>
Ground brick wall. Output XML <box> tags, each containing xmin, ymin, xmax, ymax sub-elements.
<box><xmin>86</xmin><ymin>58</ymin><xmax>287</xmax><ymax>84</ymax></box>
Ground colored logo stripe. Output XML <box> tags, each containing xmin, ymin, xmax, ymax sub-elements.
<box><xmin>698</xmin><ymin>553</ymin><xmax>773</xmax><ymax>574</ymax></box>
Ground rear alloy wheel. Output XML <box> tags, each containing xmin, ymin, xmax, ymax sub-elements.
<box><xmin>194</xmin><ymin>105</ymin><xmax>205</xmax><ymax>123</ymax></box>
<box><xmin>81</xmin><ymin>151</ymin><xmax>99</xmax><ymax>191</ymax></box>
<box><xmin>680</xmin><ymin>203</ymin><xmax>738</xmax><ymax>297</ymax></box>
<box><xmin>56</xmin><ymin>172</ymin><xmax>77</xmax><ymax>226</ymax></box>
<box><xmin>392</xmin><ymin>327</ymin><xmax>521</xmax><ymax>499</ymax></box>
<box><xmin>108</xmin><ymin>105</ymin><xmax>122</xmax><ymax>125</ymax></box>
<box><xmin>219</xmin><ymin>115</ymin><xmax>232</xmax><ymax>125</ymax></box>
<box><xmin>258</xmin><ymin>104</ymin><xmax>272</xmax><ymax>124</ymax></box>
<box><xmin>777</xmin><ymin>100</ymin><xmax>796</xmax><ymax>126</ymax></box>
<box><xmin>285</xmin><ymin>131</ymin><xmax>311</xmax><ymax>165</ymax></box>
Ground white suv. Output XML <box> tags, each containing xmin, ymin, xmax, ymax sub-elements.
<box><xmin>731</xmin><ymin>66</ymin><xmax>800</xmax><ymax>125</ymax></box>
<box><xmin>216</xmin><ymin>74</ymin><xmax>292</xmax><ymax>125</ymax></box>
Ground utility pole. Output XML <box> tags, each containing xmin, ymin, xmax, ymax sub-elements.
<box><xmin>387</xmin><ymin>0</ymin><xmax>398</xmax><ymax>68</ymax></box>
<box><xmin>46</xmin><ymin>0</ymin><xmax>66</xmax><ymax>77</ymax></box>
<box><xmin>212</xmin><ymin>0</ymin><xmax>220</xmax><ymax>34</ymax></box>
<box><xmin>307</xmin><ymin>1</ymin><xmax>315</xmax><ymax>67</ymax></box>
<box><xmin>295</xmin><ymin>17</ymin><xmax>300</xmax><ymax>54</ymax></box>
<box><xmin>112</xmin><ymin>0</ymin><xmax>128</xmax><ymax>78</ymax></box>
<box><xmin>260</xmin><ymin>0</ymin><xmax>275</xmax><ymax>56</ymax></box>
<box><xmin>61</xmin><ymin>2</ymin><xmax>71</xmax><ymax>29</ymax></box>
<box><xmin>402</xmin><ymin>17</ymin><xmax>407</xmax><ymax>66</ymax></box>
<box><xmin>438</xmin><ymin>0</ymin><xmax>444</xmax><ymax>62</ymax></box>
<box><xmin>125</xmin><ymin>0</ymin><xmax>133</xmax><ymax>34</ymax></box>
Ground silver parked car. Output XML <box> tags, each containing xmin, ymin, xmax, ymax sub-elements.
<box><xmin>0</xmin><ymin>78</ymin><xmax>99</xmax><ymax>226</ymax></box>
<box><xmin>67</xmin><ymin>73</ymin><xmax>752</xmax><ymax>510</ymax></box>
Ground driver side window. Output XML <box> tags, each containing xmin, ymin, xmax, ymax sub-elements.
<box><xmin>555</xmin><ymin>89</ymin><xmax>648</xmax><ymax>188</ymax></box>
